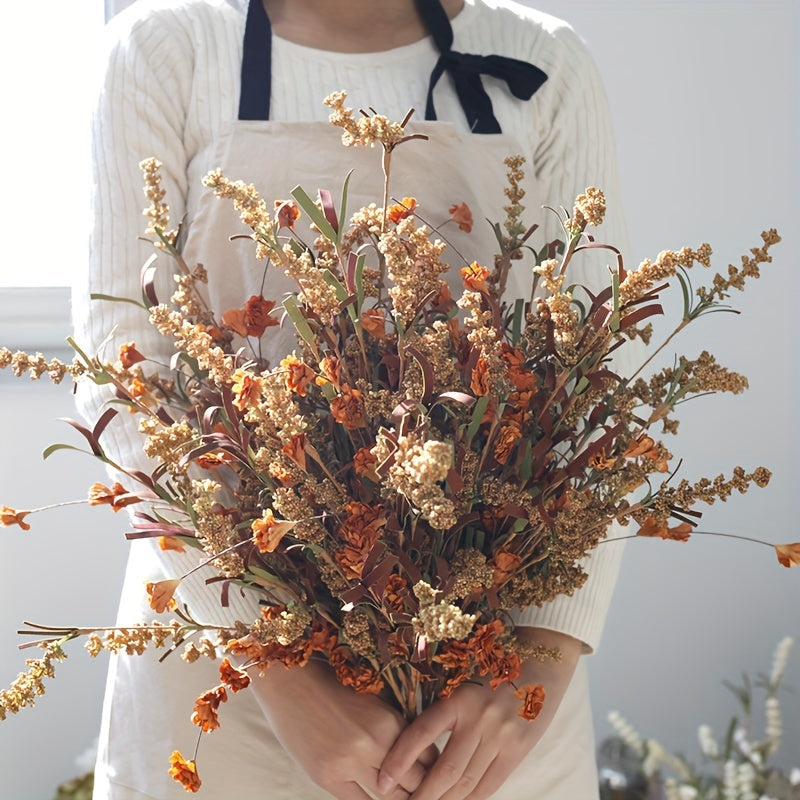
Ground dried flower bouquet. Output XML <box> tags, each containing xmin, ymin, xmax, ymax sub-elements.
<box><xmin>0</xmin><ymin>95</ymin><xmax>795</xmax><ymax>791</ymax></box>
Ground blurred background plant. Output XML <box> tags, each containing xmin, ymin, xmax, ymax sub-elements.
<box><xmin>598</xmin><ymin>637</ymin><xmax>799</xmax><ymax>800</ymax></box>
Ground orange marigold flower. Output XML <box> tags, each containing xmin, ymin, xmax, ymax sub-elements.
<box><xmin>88</xmin><ymin>482</ymin><xmax>139</xmax><ymax>511</ymax></box>
<box><xmin>449</xmin><ymin>202</ymin><xmax>473</xmax><ymax>233</ymax></box>
<box><xmin>119</xmin><ymin>342</ymin><xmax>146</xmax><ymax>369</ymax></box>
<box><xmin>231</xmin><ymin>369</ymin><xmax>264</xmax><ymax>411</ymax></box>
<box><xmin>470</xmin><ymin>619</ymin><xmax>506</xmax><ymax>676</ymax></box>
<box><xmin>0</xmin><ymin>505</ymin><xmax>31</xmax><ymax>531</ymax></box>
<box><xmin>146</xmin><ymin>578</ymin><xmax>181</xmax><ymax>613</ymax></box>
<box><xmin>352</xmin><ymin>447</ymin><xmax>379</xmax><ymax>480</ymax></box>
<box><xmin>335</xmin><ymin>502</ymin><xmax>385</xmax><ymax>579</ymax></box>
<box><xmin>775</xmin><ymin>542</ymin><xmax>800</xmax><ymax>568</ymax></box>
<box><xmin>280</xmin><ymin>355</ymin><xmax>316</xmax><ymax>396</ymax></box>
<box><xmin>360</xmin><ymin>307</ymin><xmax>388</xmax><ymax>339</ymax></box>
<box><xmin>515</xmin><ymin>684</ymin><xmax>546</xmax><ymax>721</ymax></box>
<box><xmin>128</xmin><ymin>377</ymin><xmax>148</xmax><ymax>399</ymax></box>
<box><xmin>251</xmin><ymin>509</ymin><xmax>295</xmax><ymax>553</ymax></box>
<box><xmin>274</xmin><ymin>199</ymin><xmax>301</xmax><ymax>229</ymax></box>
<box><xmin>470</xmin><ymin>356</ymin><xmax>491</xmax><ymax>397</ymax></box>
<box><xmin>434</xmin><ymin>639</ymin><xmax>473</xmax><ymax>671</ymax></box>
<box><xmin>168</xmin><ymin>750</ymin><xmax>201</xmax><ymax>793</ymax></box>
<box><xmin>387</xmin><ymin>196</ymin><xmax>417</xmax><ymax>224</ymax></box>
<box><xmin>330</xmin><ymin>385</ymin><xmax>366</xmax><ymax>430</ymax></box>
<box><xmin>494</xmin><ymin>423</ymin><xmax>522</xmax><ymax>465</ymax></box>
<box><xmin>220</xmin><ymin>307</ymin><xmax>249</xmax><ymax>338</ymax></box>
<box><xmin>194</xmin><ymin>450</ymin><xmax>236</xmax><ymax>470</ymax></box>
<box><xmin>439</xmin><ymin>670</ymin><xmax>472</xmax><ymax>698</ymax></box>
<box><xmin>589</xmin><ymin>449</ymin><xmax>617</xmax><ymax>471</ymax></box>
<box><xmin>281</xmin><ymin>432</ymin><xmax>307</xmax><ymax>471</ymax></box>
<box><xmin>309</xmin><ymin>618</ymin><xmax>339</xmax><ymax>654</ymax></box>
<box><xmin>488</xmin><ymin>650</ymin><xmax>521</xmax><ymax>689</ymax></box>
<box><xmin>636</xmin><ymin>515</ymin><xmax>692</xmax><ymax>542</ymax></box>
<box><xmin>331</xmin><ymin>649</ymin><xmax>385</xmax><ymax>694</ymax></box>
<box><xmin>226</xmin><ymin>634</ymin><xmax>268</xmax><ymax>663</ymax></box>
<box><xmin>461</xmin><ymin>261</ymin><xmax>491</xmax><ymax>292</ymax></box>
<box><xmin>244</xmin><ymin>295</ymin><xmax>280</xmax><ymax>337</ymax></box>
<box><xmin>158</xmin><ymin>535</ymin><xmax>186</xmax><ymax>553</ymax></box>
<box><xmin>191</xmin><ymin>685</ymin><xmax>228</xmax><ymax>732</ymax></box>
<box><xmin>317</xmin><ymin>354</ymin><xmax>342</xmax><ymax>388</ymax></box>
<box><xmin>219</xmin><ymin>657</ymin><xmax>251</xmax><ymax>692</ymax></box>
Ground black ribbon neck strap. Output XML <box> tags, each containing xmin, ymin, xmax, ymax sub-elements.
<box><xmin>239</xmin><ymin>0</ymin><xmax>271</xmax><ymax>120</ymax></box>
<box><xmin>414</xmin><ymin>0</ymin><xmax>548</xmax><ymax>134</ymax></box>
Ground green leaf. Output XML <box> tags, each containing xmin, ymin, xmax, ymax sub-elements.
<box><xmin>247</xmin><ymin>566</ymin><xmax>288</xmax><ymax>587</ymax></box>
<box><xmin>282</xmin><ymin>296</ymin><xmax>319</xmax><ymax>357</ymax></box>
<box><xmin>42</xmin><ymin>443</ymin><xmax>92</xmax><ymax>460</ymax></box>
<box><xmin>465</xmin><ymin>395</ymin><xmax>490</xmax><ymax>445</ymax></box>
<box><xmin>354</xmin><ymin>253</ymin><xmax>366</xmax><ymax>312</ymax></box>
<box><xmin>338</xmin><ymin>170</ymin><xmax>354</xmax><ymax>245</ymax></box>
<box><xmin>90</xmin><ymin>292</ymin><xmax>148</xmax><ymax>310</ymax></box>
<box><xmin>609</xmin><ymin>269</ymin><xmax>621</xmax><ymax>332</ymax></box>
<box><xmin>511</xmin><ymin>298</ymin><xmax>525</xmax><ymax>345</ymax></box>
<box><xmin>291</xmin><ymin>185</ymin><xmax>337</xmax><ymax>243</ymax></box>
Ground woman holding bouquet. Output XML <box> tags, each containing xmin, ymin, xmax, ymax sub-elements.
<box><xmin>76</xmin><ymin>0</ymin><xmax>630</xmax><ymax>797</ymax></box>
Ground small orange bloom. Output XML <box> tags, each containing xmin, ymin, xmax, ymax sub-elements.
<box><xmin>119</xmin><ymin>342</ymin><xmax>146</xmax><ymax>369</ymax></box>
<box><xmin>352</xmin><ymin>447</ymin><xmax>379</xmax><ymax>480</ymax></box>
<box><xmin>515</xmin><ymin>684</ymin><xmax>546</xmax><ymax>721</ymax></box>
<box><xmin>231</xmin><ymin>369</ymin><xmax>265</xmax><ymax>411</ymax></box>
<box><xmin>274</xmin><ymin>199</ymin><xmax>301</xmax><ymax>229</ymax></box>
<box><xmin>309</xmin><ymin>619</ymin><xmax>339</xmax><ymax>654</ymax></box>
<box><xmin>191</xmin><ymin>685</ymin><xmax>228</xmax><ymax>732</ymax></box>
<box><xmin>439</xmin><ymin>670</ymin><xmax>472</xmax><ymax>698</ymax></box>
<box><xmin>251</xmin><ymin>509</ymin><xmax>295</xmax><ymax>553</ymax></box>
<box><xmin>330</xmin><ymin>385</ymin><xmax>366</xmax><ymax>430</ymax></box>
<box><xmin>434</xmin><ymin>639</ymin><xmax>473</xmax><ymax>671</ymax></box>
<box><xmin>775</xmin><ymin>542</ymin><xmax>800</xmax><ymax>568</ymax></box>
<box><xmin>488</xmin><ymin>650</ymin><xmax>521</xmax><ymax>690</ymax></box>
<box><xmin>244</xmin><ymin>295</ymin><xmax>280</xmax><ymax>337</ymax></box>
<box><xmin>461</xmin><ymin>262</ymin><xmax>491</xmax><ymax>292</ymax></box>
<box><xmin>330</xmin><ymin>648</ymin><xmax>385</xmax><ymax>694</ymax></box>
<box><xmin>280</xmin><ymin>355</ymin><xmax>316</xmax><ymax>397</ymax></box>
<box><xmin>128</xmin><ymin>377</ymin><xmax>148</xmax><ymax>399</ymax></box>
<box><xmin>220</xmin><ymin>307</ymin><xmax>249</xmax><ymax>338</ymax></box>
<box><xmin>470</xmin><ymin>356</ymin><xmax>491</xmax><ymax>397</ymax></box>
<box><xmin>335</xmin><ymin>502</ymin><xmax>385</xmax><ymax>579</ymax></box>
<box><xmin>194</xmin><ymin>450</ymin><xmax>236</xmax><ymax>470</ymax></box>
<box><xmin>384</xmin><ymin>574</ymin><xmax>410</xmax><ymax>613</ymax></box>
<box><xmin>449</xmin><ymin>202</ymin><xmax>473</xmax><ymax>233</ymax></box>
<box><xmin>281</xmin><ymin>433</ymin><xmax>307</xmax><ymax>471</ymax></box>
<box><xmin>0</xmin><ymin>505</ymin><xmax>31</xmax><ymax>531</ymax></box>
<box><xmin>226</xmin><ymin>634</ymin><xmax>268</xmax><ymax>664</ymax></box>
<box><xmin>88</xmin><ymin>482</ymin><xmax>139</xmax><ymax>511</ymax></box>
<box><xmin>360</xmin><ymin>308</ymin><xmax>388</xmax><ymax>339</ymax></box>
<box><xmin>168</xmin><ymin>750</ymin><xmax>201</xmax><ymax>793</ymax></box>
<box><xmin>146</xmin><ymin>578</ymin><xmax>181</xmax><ymax>613</ymax></box>
<box><xmin>316</xmin><ymin>354</ymin><xmax>342</xmax><ymax>389</ymax></box>
<box><xmin>158</xmin><ymin>535</ymin><xmax>186</xmax><ymax>553</ymax></box>
<box><xmin>636</xmin><ymin>515</ymin><xmax>692</xmax><ymax>542</ymax></box>
<box><xmin>219</xmin><ymin>657</ymin><xmax>251</xmax><ymax>692</ymax></box>
<box><xmin>494</xmin><ymin>423</ymin><xmax>522</xmax><ymax>465</ymax></box>
<box><xmin>490</xmin><ymin>551</ymin><xmax>522</xmax><ymax>588</ymax></box>
<box><xmin>589</xmin><ymin>450</ymin><xmax>617</xmax><ymax>471</ymax></box>
<box><xmin>387</xmin><ymin>196</ymin><xmax>417</xmax><ymax>224</ymax></box>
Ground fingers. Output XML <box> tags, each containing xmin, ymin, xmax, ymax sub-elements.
<box><xmin>379</xmin><ymin>702</ymin><xmax>454</xmax><ymax>795</ymax></box>
<box><xmin>365</xmin><ymin>759</ymin><xmax>428</xmax><ymax>796</ymax></box>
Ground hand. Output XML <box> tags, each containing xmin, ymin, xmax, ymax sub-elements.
<box><xmin>377</xmin><ymin>628</ymin><xmax>582</xmax><ymax>800</ymax></box>
<box><xmin>249</xmin><ymin>658</ymin><xmax>439</xmax><ymax>800</ymax></box>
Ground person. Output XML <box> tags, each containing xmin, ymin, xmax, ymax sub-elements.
<box><xmin>73</xmin><ymin>1</ymin><xmax>632</xmax><ymax>797</ymax></box>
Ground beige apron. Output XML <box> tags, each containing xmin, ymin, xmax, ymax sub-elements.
<box><xmin>93</xmin><ymin>115</ymin><xmax>599</xmax><ymax>799</ymax></box>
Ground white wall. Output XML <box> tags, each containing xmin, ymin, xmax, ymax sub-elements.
<box><xmin>0</xmin><ymin>2</ymin><xmax>798</xmax><ymax>798</ymax></box>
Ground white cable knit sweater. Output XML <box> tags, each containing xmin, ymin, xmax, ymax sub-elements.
<box><xmin>74</xmin><ymin>0</ymin><xmax>629</xmax><ymax>652</ymax></box>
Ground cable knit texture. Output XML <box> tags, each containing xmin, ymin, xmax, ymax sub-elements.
<box><xmin>74</xmin><ymin>0</ymin><xmax>630</xmax><ymax>652</ymax></box>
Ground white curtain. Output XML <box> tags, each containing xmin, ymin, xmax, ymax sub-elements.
<box><xmin>105</xmin><ymin>0</ymin><xmax>137</xmax><ymax>22</ymax></box>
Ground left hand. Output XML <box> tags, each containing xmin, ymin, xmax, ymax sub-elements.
<box><xmin>376</xmin><ymin>627</ymin><xmax>582</xmax><ymax>800</ymax></box>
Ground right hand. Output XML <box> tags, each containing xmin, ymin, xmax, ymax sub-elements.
<box><xmin>249</xmin><ymin>659</ymin><xmax>438</xmax><ymax>800</ymax></box>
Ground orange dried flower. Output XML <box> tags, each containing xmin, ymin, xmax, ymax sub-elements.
<box><xmin>384</xmin><ymin>574</ymin><xmax>410</xmax><ymax>613</ymax></box>
<box><xmin>488</xmin><ymin>649</ymin><xmax>521</xmax><ymax>690</ymax></box>
<box><xmin>470</xmin><ymin>356</ymin><xmax>491</xmax><ymax>397</ymax></box>
<box><xmin>330</xmin><ymin>385</ymin><xmax>366</xmax><ymax>430</ymax></box>
<box><xmin>309</xmin><ymin>619</ymin><xmax>339</xmax><ymax>654</ymax></box>
<box><xmin>251</xmin><ymin>509</ymin><xmax>295</xmax><ymax>553</ymax></box>
<box><xmin>360</xmin><ymin>308</ymin><xmax>388</xmax><ymax>339</ymax></box>
<box><xmin>636</xmin><ymin>515</ymin><xmax>692</xmax><ymax>542</ymax></box>
<box><xmin>335</xmin><ymin>502</ymin><xmax>384</xmax><ymax>579</ymax></box>
<box><xmin>191</xmin><ymin>685</ymin><xmax>228</xmax><ymax>732</ymax></box>
<box><xmin>515</xmin><ymin>684</ymin><xmax>546</xmax><ymax>721</ymax></box>
<box><xmin>352</xmin><ymin>447</ymin><xmax>379</xmax><ymax>480</ymax></box>
<box><xmin>494</xmin><ymin>423</ymin><xmax>522</xmax><ymax>465</ymax></box>
<box><xmin>280</xmin><ymin>355</ymin><xmax>316</xmax><ymax>396</ymax></box>
<box><xmin>219</xmin><ymin>657</ymin><xmax>251</xmax><ymax>692</ymax></box>
<box><xmin>775</xmin><ymin>542</ymin><xmax>800</xmax><ymax>568</ymax></box>
<box><xmin>491</xmin><ymin>551</ymin><xmax>522</xmax><ymax>588</ymax></box>
<box><xmin>589</xmin><ymin>450</ymin><xmax>617</xmax><ymax>471</ymax></box>
<box><xmin>0</xmin><ymin>505</ymin><xmax>31</xmax><ymax>531</ymax></box>
<box><xmin>158</xmin><ymin>535</ymin><xmax>186</xmax><ymax>553</ymax></box>
<box><xmin>317</xmin><ymin>355</ymin><xmax>342</xmax><ymax>388</ymax></box>
<box><xmin>281</xmin><ymin>432</ymin><xmax>307</xmax><ymax>471</ymax></box>
<box><xmin>231</xmin><ymin>369</ymin><xmax>264</xmax><ymax>411</ymax></box>
<box><xmin>244</xmin><ymin>295</ymin><xmax>280</xmax><ymax>337</ymax></box>
<box><xmin>194</xmin><ymin>450</ymin><xmax>236</xmax><ymax>470</ymax></box>
<box><xmin>274</xmin><ymin>199</ymin><xmax>301</xmax><ymax>229</ymax></box>
<box><xmin>88</xmin><ymin>482</ymin><xmax>139</xmax><ymax>511</ymax></box>
<box><xmin>128</xmin><ymin>377</ymin><xmax>148</xmax><ymax>399</ymax></box>
<box><xmin>119</xmin><ymin>342</ymin><xmax>146</xmax><ymax>369</ymax></box>
<box><xmin>220</xmin><ymin>307</ymin><xmax>249</xmax><ymax>338</ymax></box>
<box><xmin>461</xmin><ymin>262</ymin><xmax>491</xmax><ymax>292</ymax></box>
<box><xmin>449</xmin><ymin>202</ymin><xmax>473</xmax><ymax>233</ymax></box>
<box><xmin>434</xmin><ymin>639</ymin><xmax>473</xmax><ymax>671</ymax></box>
<box><xmin>226</xmin><ymin>634</ymin><xmax>268</xmax><ymax>663</ymax></box>
<box><xmin>168</xmin><ymin>750</ymin><xmax>201</xmax><ymax>793</ymax></box>
<box><xmin>331</xmin><ymin>648</ymin><xmax>385</xmax><ymax>694</ymax></box>
<box><xmin>387</xmin><ymin>196</ymin><xmax>417</xmax><ymax>224</ymax></box>
<box><xmin>146</xmin><ymin>578</ymin><xmax>181</xmax><ymax>613</ymax></box>
<box><xmin>439</xmin><ymin>670</ymin><xmax>472</xmax><ymax>698</ymax></box>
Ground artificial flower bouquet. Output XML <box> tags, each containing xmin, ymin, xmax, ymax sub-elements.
<box><xmin>0</xmin><ymin>95</ymin><xmax>795</xmax><ymax>792</ymax></box>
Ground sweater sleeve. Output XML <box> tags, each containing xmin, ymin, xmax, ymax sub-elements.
<box><xmin>509</xmin><ymin>21</ymin><xmax>636</xmax><ymax>653</ymax></box>
<box><xmin>72</xmin><ymin>4</ymin><xmax>262</xmax><ymax>627</ymax></box>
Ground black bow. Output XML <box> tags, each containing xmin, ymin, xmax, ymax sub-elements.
<box><xmin>416</xmin><ymin>0</ymin><xmax>548</xmax><ymax>134</ymax></box>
